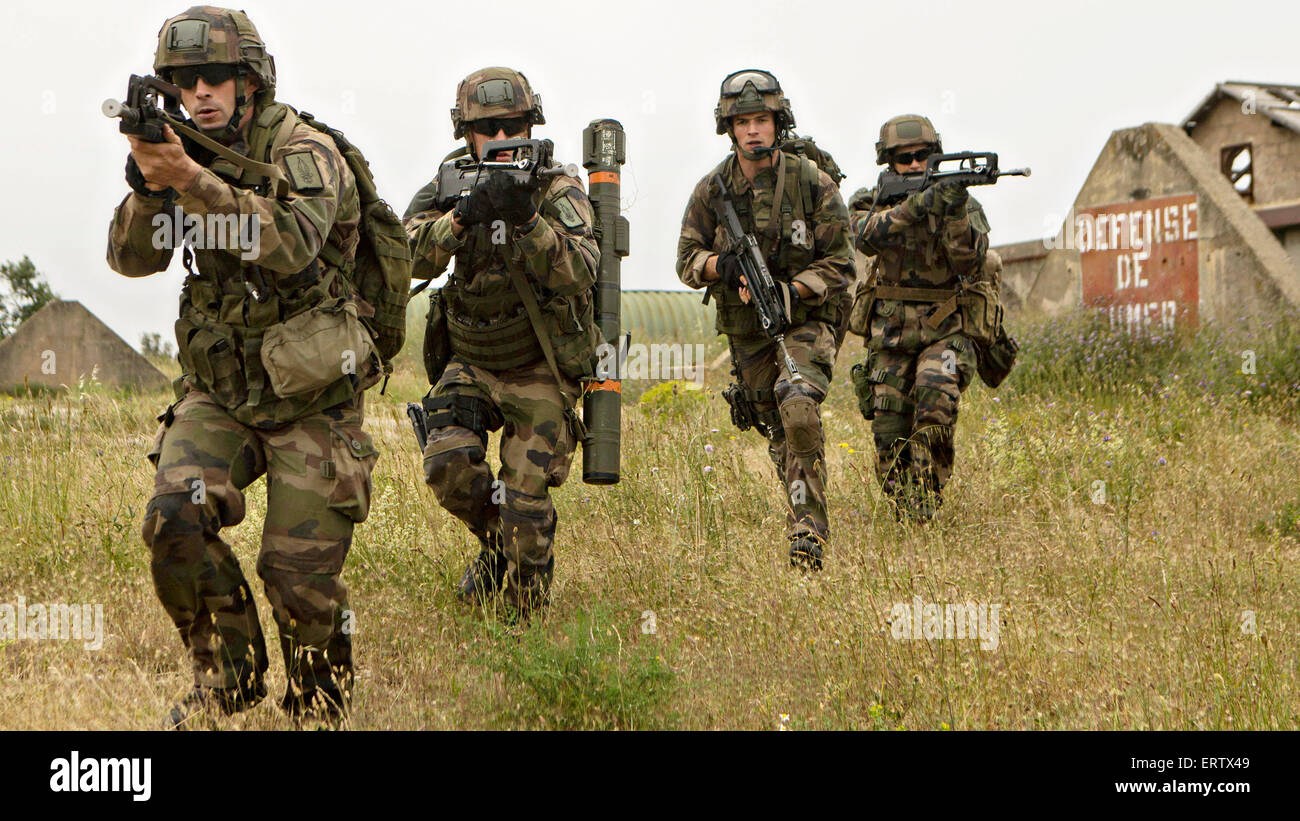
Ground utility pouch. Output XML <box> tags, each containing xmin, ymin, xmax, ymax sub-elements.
<box><xmin>423</xmin><ymin>288</ymin><xmax>451</xmax><ymax>385</ymax></box>
<box><xmin>261</xmin><ymin>298</ymin><xmax>374</xmax><ymax>398</ymax></box>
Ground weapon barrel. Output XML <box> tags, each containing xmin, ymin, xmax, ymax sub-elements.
<box><xmin>777</xmin><ymin>336</ymin><xmax>803</xmax><ymax>384</ymax></box>
<box><xmin>580</xmin><ymin>119</ymin><xmax>627</xmax><ymax>486</ymax></box>
<box><xmin>1001</xmin><ymin>167</ymin><xmax>1031</xmax><ymax>178</ymax></box>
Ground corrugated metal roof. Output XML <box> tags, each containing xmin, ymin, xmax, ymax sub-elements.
<box><xmin>1182</xmin><ymin>81</ymin><xmax>1300</xmax><ymax>135</ymax></box>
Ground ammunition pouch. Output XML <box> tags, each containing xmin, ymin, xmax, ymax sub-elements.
<box><xmin>421</xmin><ymin>392</ymin><xmax>503</xmax><ymax>447</ymax></box>
<box><xmin>848</xmin><ymin>277</ymin><xmax>875</xmax><ymax>339</ymax></box>
<box><xmin>175</xmin><ymin>315</ymin><xmax>248</xmax><ymax>409</ymax></box>
<box><xmin>723</xmin><ymin>383</ymin><xmax>782</xmax><ymax>438</ymax></box>
<box><xmin>423</xmin><ymin>288</ymin><xmax>451</xmax><ymax>385</ymax></box>
<box><xmin>957</xmin><ymin>279</ymin><xmax>1002</xmax><ymax>348</ymax></box>
<box><xmin>976</xmin><ymin>325</ymin><xmax>1019</xmax><ymax>389</ymax></box>
<box><xmin>541</xmin><ymin>287</ymin><xmax>600</xmax><ymax>380</ymax></box>
<box><xmin>260</xmin><ymin>298</ymin><xmax>374</xmax><ymax>398</ymax></box>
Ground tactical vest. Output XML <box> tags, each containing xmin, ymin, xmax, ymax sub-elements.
<box><xmin>175</xmin><ymin>102</ymin><xmax>369</xmax><ymax>425</ymax></box>
<box><xmin>436</xmin><ymin>172</ymin><xmax>598</xmax><ymax>377</ymax></box>
<box><xmin>706</xmin><ymin>152</ymin><xmax>839</xmax><ymax>337</ymax></box>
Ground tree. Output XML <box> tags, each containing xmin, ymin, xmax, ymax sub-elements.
<box><xmin>140</xmin><ymin>332</ymin><xmax>175</xmax><ymax>359</ymax></box>
<box><xmin>0</xmin><ymin>256</ymin><xmax>57</xmax><ymax>339</ymax></box>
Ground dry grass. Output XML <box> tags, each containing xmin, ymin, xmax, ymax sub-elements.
<box><xmin>0</xmin><ymin>311</ymin><xmax>1296</xmax><ymax>730</ymax></box>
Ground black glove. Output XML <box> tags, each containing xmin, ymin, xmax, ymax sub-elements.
<box><xmin>716</xmin><ymin>250</ymin><xmax>745</xmax><ymax>290</ymax></box>
<box><xmin>452</xmin><ymin>187</ymin><xmax>495</xmax><ymax>227</ymax></box>
<box><xmin>483</xmin><ymin>170</ymin><xmax>538</xmax><ymax>227</ymax></box>
<box><xmin>125</xmin><ymin>155</ymin><xmax>168</xmax><ymax>198</ymax></box>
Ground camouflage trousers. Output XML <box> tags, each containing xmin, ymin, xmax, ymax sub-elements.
<box><xmin>141</xmin><ymin>390</ymin><xmax>377</xmax><ymax>712</ymax></box>
<box><xmin>422</xmin><ymin>356</ymin><xmax>579</xmax><ymax>610</ymax></box>
<box><xmin>729</xmin><ymin>320</ymin><xmax>838</xmax><ymax>544</ymax></box>
<box><xmin>852</xmin><ymin>301</ymin><xmax>977</xmax><ymax>512</ymax></box>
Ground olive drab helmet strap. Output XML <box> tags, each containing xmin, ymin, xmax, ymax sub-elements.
<box><xmin>450</xmin><ymin>67</ymin><xmax>545</xmax><ymax>142</ymax></box>
<box><xmin>153</xmin><ymin>6</ymin><xmax>277</xmax><ymax>141</ymax></box>
<box><xmin>875</xmin><ymin>114</ymin><xmax>942</xmax><ymax>165</ymax></box>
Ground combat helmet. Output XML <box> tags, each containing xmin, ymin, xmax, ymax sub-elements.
<box><xmin>153</xmin><ymin>6</ymin><xmax>275</xmax><ymax>138</ymax></box>
<box><xmin>875</xmin><ymin>114</ymin><xmax>941</xmax><ymax>165</ymax></box>
<box><xmin>714</xmin><ymin>69</ymin><xmax>796</xmax><ymax>136</ymax></box>
<box><xmin>451</xmin><ymin>67</ymin><xmax>545</xmax><ymax>139</ymax></box>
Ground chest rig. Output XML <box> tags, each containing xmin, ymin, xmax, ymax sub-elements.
<box><xmin>708</xmin><ymin>151</ymin><xmax>834</xmax><ymax>337</ymax></box>
<box><xmin>176</xmin><ymin>103</ymin><xmax>354</xmax><ymax>413</ymax></box>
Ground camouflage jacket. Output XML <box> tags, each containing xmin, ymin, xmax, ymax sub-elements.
<box><xmin>849</xmin><ymin>189</ymin><xmax>989</xmax><ymax>291</ymax></box>
<box><xmin>676</xmin><ymin>150</ymin><xmax>854</xmax><ymax>338</ymax></box>
<box><xmin>107</xmin><ymin>101</ymin><xmax>367</xmax><ymax>427</ymax></box>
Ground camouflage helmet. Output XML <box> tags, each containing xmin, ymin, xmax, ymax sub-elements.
<box><xmin>451</xmin><ymin>67</ymin><xmax>545</xmax><ymax>139</ymax></box>
<box><xmin>714</xmin><ymin>69</ymin><xmax>795</xmax><ymax>136</ymax></box>
<box><xmin>875</xmin><ymin>114</ymin><xmax>941</xmax><ymax>164</ymax></box>
<box><xmin>153</xmin><ymin>6</ymin><xmax>276</xmax><ymax>97</ymax></box>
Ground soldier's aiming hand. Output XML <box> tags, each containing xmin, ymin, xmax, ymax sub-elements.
<box><xmin>127</xmin><ymin>124</ymin><xmax>201</xmax><ymax>194</ymax></box>
<box><xmin>484</xmin><ymin>170</ymin><xmax>538</xmax><ymax>227</ymax></box>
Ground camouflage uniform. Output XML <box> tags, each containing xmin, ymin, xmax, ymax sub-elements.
<box><xmin>405</xmin><ymin>67</ymin><xmax>599</xmax><ymax>613</ymax></box>
<box><xmin>848</xmin><ymin>115</ymin><xmax>992</xmax><ymax>519</ymax></box>
<box><xmin>107</xmin><ymin>7</ymin><xmax>378</xmax><ymax>718</ymax></box>
<box><xmin>677</xmin><ymin>70</ymin><xmax>854</xmax><ymax>560</ymax></box>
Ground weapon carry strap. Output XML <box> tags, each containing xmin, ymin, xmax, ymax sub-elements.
<box><xmin>162</xmin><ymin>112</ymin><xmax>291</xmax><ymax>198</ymax></box>
<box><xmin>506</xmin><ymin>265</ymin><xmax>591</xmax><ymax>443</ymax></box>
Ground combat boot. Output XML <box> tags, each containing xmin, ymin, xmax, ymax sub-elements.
<box><xmin>163</xmin><ymin>681</ymin><xmax>266</xmax><ymax>730</ymax></box>
<box><xmin>457</xmin><ymin>535</ymin><xmax>508</xmax><ymax>603</ymax></box>
<box><xmin>788</xmin><ymin>535</ymin><xmax>824</xmax><ymax>571</ymax></box>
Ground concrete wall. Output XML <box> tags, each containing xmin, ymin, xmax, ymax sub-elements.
<box><xmin>1187</xmin><ymin>96</ymin><xmax>1300</xmax><ymax>206</ymax></box>
<box><xmin>0</xmin><ymin>300</ymin><xmax>168</xmax><ymax>391</ymax></box>
<box><xmin>1017</xmin><ymin>123</ymin><xmax>1300</xmax><ymax>321</ymax></box>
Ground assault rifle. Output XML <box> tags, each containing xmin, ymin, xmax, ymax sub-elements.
<box><xmin>435</xmin><ymin>138</ymin><xmax>579</xmax><ymax>210</ymax></box>
<box><xmin>874</xmin><ymin>151</ymin><xmax>1030</xmax><ymax>207</ymax></box>
<box><xmin>102</xmin><ymin>74</ymin><xmax>185</xmax><ymax>143</ymax></box>
<box><xmin>709</xmin><ymin>172</ymin><xmax>803</xmax><ymax>383</ymax></box>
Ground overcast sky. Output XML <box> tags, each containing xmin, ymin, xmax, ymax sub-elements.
<box><xmin>1</xmin><ymin>0</ymin><xmax>1297</xmax><ymax>349</ymax></box>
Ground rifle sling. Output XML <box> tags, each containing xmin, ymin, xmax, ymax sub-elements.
<box><xmin>506</xmin><ymin>266</ymin><xmax>590</xmax><ymax>444</ymax></box>
<box><xmin>163</xmin><ymin>113</ymin><xmax>291</xmax><ymax>198</ymax></box>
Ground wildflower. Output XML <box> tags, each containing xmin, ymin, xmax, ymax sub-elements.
<box><xmin>704</xmin><ymin>444</ymin><xmax>714</xmax><ymax>455</ymax></box>
<box><xmin>1157</xmin><ymin>457</ymin><xmax>1167</xmax><ymax>466</ymax></box>
<box><xmin>703</xmin><ymin>466</ymin><xmax>713</xmax><ymax>474</ymax></box>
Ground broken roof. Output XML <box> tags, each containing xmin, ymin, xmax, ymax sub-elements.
<box><xmin>1183</xmin><ymin>81</ymin><xmax>1300</xmax><ymax>135</ymax></box>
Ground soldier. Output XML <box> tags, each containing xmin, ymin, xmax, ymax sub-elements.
<box><xmin>848</xmin><ymin>114</ymin><xmax>995</xmax><ymax>521</ymax></box>
<box><xmin>676</xmin><ymin>69</ymin><xmax>855</xmax><ymax>570</ymax></box>
<box><xmin>108</xmin><ymin>6</ymin><xmax>381</xmax><ymax>726</ymax></box>
<box><xmin>404</xmin><ymin>68</ymin><xmax>599</xmax><ymax>617</ymax></box>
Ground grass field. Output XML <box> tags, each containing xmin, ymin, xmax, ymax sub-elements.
<box><xmin>0</xmin><ymin>308</ymin><xmax>1297</xmax><ymax>730</ymax></box>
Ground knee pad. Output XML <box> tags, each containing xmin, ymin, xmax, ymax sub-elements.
<box><xmin>778</xmin><ymin>395</ymin><xmax>822</xmax><ymax>458</ymax></box>
<box><xmin>141</xmin><ymin>491</ymin><xmax>210</xmax><ymax>556</ymax></box>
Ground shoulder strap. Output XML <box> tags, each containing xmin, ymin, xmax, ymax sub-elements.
<box><xmin>506</xmin><ymin>267</ymin><xmax>590</xmax><ymax>442</ymax></box>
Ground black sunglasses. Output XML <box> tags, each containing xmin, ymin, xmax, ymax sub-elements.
<box><xmin>469</xmin><ymin>117</ymin><xmax>529</xmax><ymax>137</ymax></box>
<box><xmin>893</xmin><ymin>148</ymin><xmax>934</xmax><ymax>166</ymax></box>
<box><xmin>169</xmin><ymin>63</ymin><xmax>240</xmax><ymax>90</ymax></box>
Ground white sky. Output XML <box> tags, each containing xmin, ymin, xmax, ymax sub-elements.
<box><xmin>1</xmin><ymin>0</ymin><xmax>1297</xmax><ymax>348</ymax></box>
